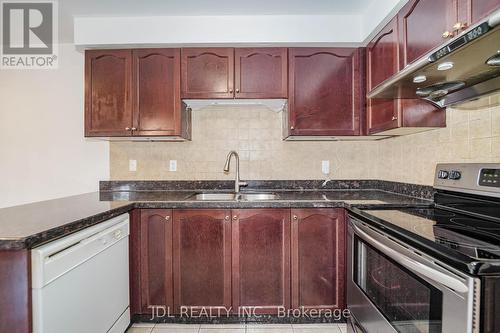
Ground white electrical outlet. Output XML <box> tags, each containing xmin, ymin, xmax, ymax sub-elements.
<box><xmin>129</xmin><ymin>160</ymin><xmax>137</xmax><ymax>172</ymax></box>
<box><xmin>321</xmin><ymin>160</ymin><xmax>330</xmax><ymax>175</ymax></box>
<box><xmin>169</xmin><ymin>160</ymin><xmax>177</xmax><ymax>172</ymax></box>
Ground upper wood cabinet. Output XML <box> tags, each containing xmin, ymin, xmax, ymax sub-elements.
<box><xmin>181</xmin><ymin>48</ymin><xmax>235</xmax><ymax>99</ymax></box>
<box><xmin>367</xmin><ymin>17</ymin><xmax>446</xmax><ymax>135</ymax></box>
<box><xmin>172</xmin><ymin>209</ymin><xmax>232</xmax><ymax>313</ymax></box>
<box><xmin>85</xmin><ymin>50</ymin><xmax>132</xmax><ymax>137</ymax></box>
<box><xmin>85</xmin><ymin>49</ymin><xmax>190</xmax><ymax>139</ymax></box>
<box><xmin>132</xmin><ymin>49</ymin><xmax>184</xmax><ymax>136</ymax></box>
<box><xmin>398</xmin><ymin>0</ymin><xmax>457</xmax><ymax>67</ymax></box>
<box><xmin>291</xmin><ymin>209</ymin><xmax>346</xmax><ymax>311</ymax></box>
<box><xmin>467</xmin><ymin>0</ymin><xmax>500</xmax><ymax>23</ymax></box>
<box><xmin>286</xmin><ymin>48</ymin><xmax>363</xmax><ymax>137</ymax></box>
<box><xmin>181</xmin><ymin>48</ymin><xmax>288</xmax><ymax>99</ymax></box>
<box><xmin>139</xmin><ymin>209</ymin><xmax>173</xmax><ymax>314</ymax></box>
<box><xmin>366</xmin><ymin>18</ymin><xmax>400</xmax><ymax>133</ymax></box>
<box><xmin>234</xmin><ymin>48</ymin><xmax>288</xmax><ymax>98</ymax></box>
<box><xmin>232</xmin><ymin>209</ymin><xmax>291</xmax><ymax>314</ymax></box>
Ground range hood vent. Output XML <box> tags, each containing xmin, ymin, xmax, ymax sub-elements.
<box><xmin>368</xmin><ymin>9</ymin><xmax>500</xmax><ymax>108</ymax></box>
<box><xmin>182</xmin><ymin>99</ymin><xmax>287</xmax><ymax>112</ymax></box>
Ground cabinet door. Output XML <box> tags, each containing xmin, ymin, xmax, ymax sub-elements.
<box><xmin>467</xmin><ymin>0</ymin><xmax>500</xmax><ymax>23</ymax></box>
<box><xmin>291</xmin><ymin>209</ymin><xmax>346</xmax><ymax>311</ymax></box>
<box><xmin>172</xmin><ymin>209</ymin><xmax>232</xmax><ymax>313</ymax></box>
<box><xmin>140</xmin><ymin>209</ymin><xmax>173</xmax><ymax>314</ymax></box>
<box><xmin>366</xmin><ymin>18</ymin><xmax>399</xmax><ymax>134</ymax></box>
<box><xmin>288</xmin><ymin>48</ymin><xmax>362</xmax><ymax>136</ymax></box>
<box><xmin>132</xmin><ymin>49</ymin><xmax>181</xmax><ymax>136</ymax></box>
<box><xmin>399</xmin><ymin>0</ymin><xmax>457</xmax><ymax>66</ymax></box>
<box><xmin>181</xmin><ymin>48</ymin><xmax>234</xmax><ymax>99</ymax></box>
<box><xmin>234</xmin><ymin>48</ymin><xmax>288</xmax><ymax>98</ymax></box>
<box><xmin>85</xmin><ymin>50</ymin><xmax>132</xmax><ymax>136</ymax></box>
<box><xmin>232</xmin><ymin>209</ymin><xmax>291</xmax><ymax>314</ymax></box>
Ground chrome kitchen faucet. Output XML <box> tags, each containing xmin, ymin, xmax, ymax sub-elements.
<box><xmin>223</xmin><ymin>151</ymin><xmax>248</xmax><ymax>193</ymax></box>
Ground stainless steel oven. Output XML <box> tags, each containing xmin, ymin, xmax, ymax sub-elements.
<box><xmin>347</xmin><ymin>216</ymin><xmax>480</xmax><ymax>333</ymax></box>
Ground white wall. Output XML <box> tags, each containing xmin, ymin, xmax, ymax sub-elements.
<box><xmin>74</xmin><ymin>15</ymin><xmax>363</xmax><ymax>47</ymax></box>
<box><xmin>0</xmin><ymin>43</ymin><xmax>109</xmax><ymax>208</ymax></box>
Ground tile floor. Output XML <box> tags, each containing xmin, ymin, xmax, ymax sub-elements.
<box><xmin>127</xmin><ymin>323</ymin><xmax>347</xmax><ymax>333</ymax></box>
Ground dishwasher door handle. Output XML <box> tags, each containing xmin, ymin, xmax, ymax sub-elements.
<box><xmin>351</xmin><ymin>219</ymin><xmax>469</xmax><ymax>293</ymax></box>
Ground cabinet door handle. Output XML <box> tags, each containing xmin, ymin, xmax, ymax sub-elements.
<box><xmin>442</xmin><ymin>31</ymin><xmax>453</xmax><ymax>38</ymax></box>
<box><xmin>236</xmin><ymin>89</ymin><xmax>240</xmax><ymax>93</ymax></box>
<box><xmin>233</xmin><ymin>216</ymin><xmax>238</xmax><ymax>220</ymax></box>
<box><xmin>165</xmin><ymin>216</ymin><xmax>170</xmax><ymax>221</ymax></box>
<box><xmin>452</xmin><ymin>22</ymin><xmax>467</xmax><ymax>32</ymax></box>
<box><xmin>225</xmin><ymin>216</ymin><xmax>230</xmax><ymax>221</ymax></box>
<box><xmin>290</xmin><ymin>126</ymin><xmax>295</xmax><ymax>130</ymax></box>
<box><xmin>131</xmin><ymin>127</ymin><xmax>137</xmax><ymax>131</ymax></box>
<box><xmin>392</xmin><ymin>116</ymin><xmax>398</xmax><ymax>121</ymax></box>
<box><xmin>125</xmin><ymin>127</ymin><xmax>131</xmax><ymax>131</ymax></box>
<box><xmin>229</xmin><ymin>89</ymin><xmax>233</xmax><ymax>93</ymax></box>
<box><xmin>293</xmin><ymin>215</ymin><xmax>298</xmax><ymax>220</ymax></box>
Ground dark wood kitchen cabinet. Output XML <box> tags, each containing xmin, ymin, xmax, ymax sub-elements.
<box><xmin>181</xmin><ymin>48</ymin><xmax>234</xmax><ymax>99</ymax></box>
<box><xmin>291</xmin><ymin>209</ymin><xmax>346</xmax><ymax>311</ymax></box>
<box><xmin>181</xmin><ymin>48</ymin><xmax>288</xmax><ymax>99</ymax></box>
<box><xmin>139</xmin><ymin>209</ymin><xmax>173</xmax><ymax>314</ymax></box>
<box><xmin>234</xmin><ymin>48</ymin><xmax>288</xmax><ymax>98</ymax></box>
<box><xmin>85</xmin><ymin>49</ymin><xmax>190</xmax><ymax>139</ymax></box>
<box><xmin>172</xmin><ymin>209</ymin><xmax>232</xmax><ymax>313</ymax></box>
<box><xmin>367</xmin><ymin>17</ymin><xmax>446</xmax><ymax>135</ymax></box>
<box><xmin>285</xmin><ymin>48</ymin><xmax>363</xmax><ymax>138</ymax></box>
<box><xmin>232</xmin><ymin>209</ymin><xmax>291</xmax><ymax>314</ymax></box>
<box><xmin>85</xmin><ymin>50</ymin><xmax>133</xmax><ymax>137</ymax></box>
<box><xmin>464</xmin><ymin>0</ymin><xmax>500</xmax><ymax>24</ymax></box>
<box><xmin>398</xmin><ymin>0</ymin><xmax>457</xmax><ymax>67</ymax></box>
<box><xmin>132</xmin><ymin>49</ymin><xmax>189</xmax><ymax>137</ymax></box>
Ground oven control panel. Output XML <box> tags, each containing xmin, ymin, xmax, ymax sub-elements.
<box><xmin>479</xmin><ymin>169</ymin><xmax>500</xmax><ymax>187</ymax></box>
<box><xmin>435</xmin><ymin>163</ymin><xmax>500</xmax><ymax>198</ymax></box>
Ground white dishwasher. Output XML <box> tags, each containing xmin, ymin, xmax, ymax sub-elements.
<box><xmin>31</xmin><ymin>214</ymin><xmax>130</xmax><ymax>333</ymax></box>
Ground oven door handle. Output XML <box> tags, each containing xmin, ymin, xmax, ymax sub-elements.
<box><xmin>351</xmin><ymin>221</ymin><xmax>469</xmax><ymax>293</ymax></box>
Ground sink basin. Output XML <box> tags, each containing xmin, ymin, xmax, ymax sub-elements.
<box><xmin>240</xmin><ymin>193</ymin><xmax>278</xmax><ymax>201</ymax></box>
<box><xmin>194</xmin><ymin>193</ymin><xmax>237</xmax><ymax>201</ymax></box>
<box><xmin>192</xmin><ymin>192</ymin><xmax>278</xmax><ymax>201</ymax></box>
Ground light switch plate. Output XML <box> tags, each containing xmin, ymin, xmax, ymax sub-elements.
<box><xmin>169</xmin><ymin>160</ymin><xmax>177</xmax><ymax>172</ymax></box>
<box><xmin>321</xmin><ymin>160</ymin><xmax>330</xmax><ymax>175</ymax></box>
<box><xmin>129</xmin><ymin>160</ymin><xmax>137</xmax><ymax>172</ymax></box>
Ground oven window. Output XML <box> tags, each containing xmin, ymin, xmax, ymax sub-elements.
<box><xmin>354</xmin><ymin>236</ymin><xmax>443</xmax><ymax>333</ymax></box>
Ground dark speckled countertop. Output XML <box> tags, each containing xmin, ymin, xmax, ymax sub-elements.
<box><xmin>0</xmin><ymin>180</ymin><xmax>434</xmax><ymax>250</ymax></box>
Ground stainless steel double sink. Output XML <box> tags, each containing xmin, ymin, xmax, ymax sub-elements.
<box><xmin>192</xmin><ymin>192</ymin><xmax>278</xmax><ymax>201</ymax></box>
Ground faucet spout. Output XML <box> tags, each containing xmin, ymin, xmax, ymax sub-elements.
<box><xmin>223</xmin><ymin>151</ymin><xmax>248</xmax><ymax>193</ymax></box>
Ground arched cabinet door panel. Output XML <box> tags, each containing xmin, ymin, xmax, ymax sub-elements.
<box><xmin>181</xmin><ymin>48</ymin><xmax>234</xmax><ymax>99</ymax></box>
<box><xmin>231</xmin><ymin>209</ymin><xmax>291</xmax><ymax>314</ymax></box>
<box><xmin>172</xmin><ymin>209</ymin><xmax>232</xmax><ymax>313</ymax></box>
<box><xmin>291</xmin><ymin>209</ymin><xmax>346</xmax><ymax>311</ymax></box>
<box><xmin>287</xmin><ymin>48</ymin><xmax>362</xmax><ymax>137</ymax></box>
<box><xmin>85</xmin><ymin>49</ymin><xmax>132</xmax><ymax>136</ymax></box>
<box><xmin>139</xmin><ymin>209</ymin><xmax>173</xmax><ymax>314</ymax></box>
<box><xmin>132</xmin><ymin>49</ymin><xmax>181</xmax><ymax>136</ymax></box>
<box><xmin>234</xmin><ymin>48</ymin><xmax>288</xmax><ymax>99</ymax></box>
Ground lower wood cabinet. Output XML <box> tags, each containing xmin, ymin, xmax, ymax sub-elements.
<box><xmin>131</xmin><ymin>208</ymin><xmax>346</xmax><ymax>316</ymax></box>
<box><xmin>291</xmin><ymin>209</ymin><xmax>346</xmax><ymax>310</ymax></box>
<box><xmin>172</xmin><ymin>209</ymin><xmax>232</xmax><ymax>313</ymax></box>
<box><xmin>138</xmin><ymin>209</ymin><xmax>173</xmax><ymax>314</ymax></box>
<box><xmin>231</xmin><ymin>209</ymin><xmax>291</xmax><ymax>314</ymax></box>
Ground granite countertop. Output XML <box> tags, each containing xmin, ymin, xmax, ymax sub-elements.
<box><xmin>0</xmin><ymin>181</ymin><xmax>434</xmax><ymax>250</ymax></box>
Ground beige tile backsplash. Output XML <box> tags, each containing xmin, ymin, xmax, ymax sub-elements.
<box><xmin>110</xmin><ymin>102</ymin><xmax>500</xmax><ymax>186</ymax></box>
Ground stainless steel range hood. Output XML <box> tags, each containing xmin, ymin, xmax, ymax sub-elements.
<box><xmin>368</xmin><ymin>9</ymin><xmax>500</xmax><ymax>108</ymax></box>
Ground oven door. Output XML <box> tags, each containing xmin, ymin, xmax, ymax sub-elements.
<box><xmin>347</xmin><ymin>217</ymin><xmax>479</xmax><ymax>333</ymax></box>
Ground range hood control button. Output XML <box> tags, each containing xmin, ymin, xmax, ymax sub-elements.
<box><xmin>438</xmin><ymin>170</ymin><xmax>450</xmax><ymax>179</ymax></box>
<box><xmin>449</xmin><ymin>171</ymin><xmax>462</xmax><ymax>180</ymax></box>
